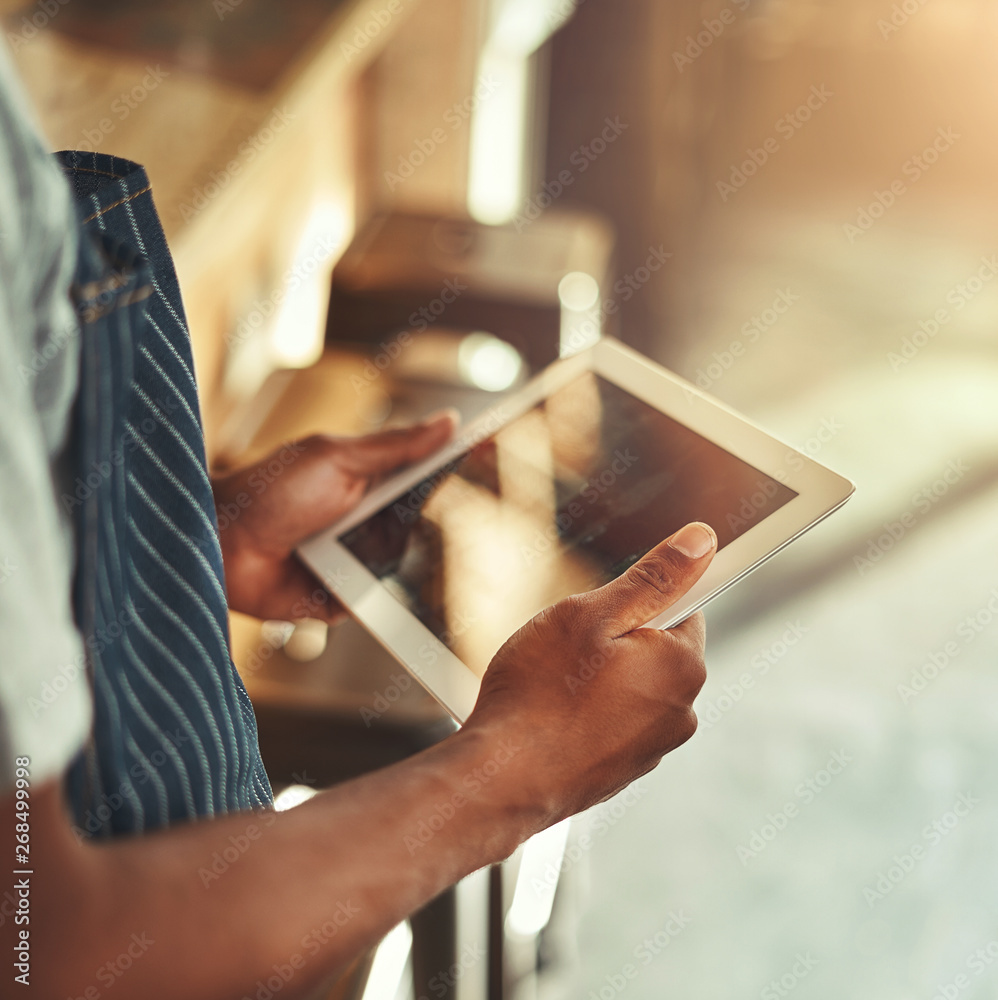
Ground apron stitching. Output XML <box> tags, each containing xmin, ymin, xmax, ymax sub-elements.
<box><xmin>81</xmin><ymin>185</ymin><xmax>152</xmax><ymax>225</ymax></box>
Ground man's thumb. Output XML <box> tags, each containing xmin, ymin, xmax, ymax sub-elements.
<box><xmin>589</xmin><ymin>522</ymin><xmax>717</xmax><ymax>637</ymax></box>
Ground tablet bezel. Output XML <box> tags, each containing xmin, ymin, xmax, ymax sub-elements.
<box><xmin>298</xmin><ymin>338</ymin><xmax>855</xmax><ymax>722</ymax></box>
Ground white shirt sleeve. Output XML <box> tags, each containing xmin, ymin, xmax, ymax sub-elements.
<box><xmin>0</xmin><ymin>41</ymin><xmax>92</xmax><ymax>794</ymax></box>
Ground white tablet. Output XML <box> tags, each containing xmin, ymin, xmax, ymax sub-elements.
<box><xmin>299</xmin><ymin>338</ymin><xmax>854</xmax><ymax>723</ymax></box>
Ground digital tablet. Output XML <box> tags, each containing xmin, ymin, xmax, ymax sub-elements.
<box><xmin>299</xmin><ymin>338</ymin><xmax>854</xmax><ymax>722</ymax></box>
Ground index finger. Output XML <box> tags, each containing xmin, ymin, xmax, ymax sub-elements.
<box><xmin>337</xmin><ymin>409</ymin><xmax>459</xmax><ymax>475</ymax></box>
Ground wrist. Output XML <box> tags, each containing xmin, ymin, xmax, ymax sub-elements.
<box><xmin>211</xmin><ymin>474</ymin><xmax>257</xmax><ymax>596</ymax></box>
<box><xmin>211</xmin><ymin>473</ymin><xmax>243</xmax><ymax>546</ymax></box>
<box><xmin>440</xmin><ymin>724</ymin><xmax>557</xmax><ymax>859</ymax></box>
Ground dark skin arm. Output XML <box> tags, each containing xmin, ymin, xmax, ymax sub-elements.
<box><xmin>2</xmin><ymin>421</ymin><xmax>717</xmax><ymax>999</ymax></box>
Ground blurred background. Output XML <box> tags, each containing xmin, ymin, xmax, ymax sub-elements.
<box><xmin>8</xmin><ymin>0</ymin><xmax>998</xmax><ymax>997</ymax></box>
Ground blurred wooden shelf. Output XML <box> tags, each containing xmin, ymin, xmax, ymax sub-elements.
<box><xmin>45</xmin><ymin>0</ymin><xmax>357</xmax><ymax>92</ymax></box>
<box><xmin>10</xmin><ymin>0</ymin><xmax>423</xmax><ymax>452</ymax></box>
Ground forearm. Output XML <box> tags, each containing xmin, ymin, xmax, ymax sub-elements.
<box><xmin>35</xmin><ymin>727</ymin><xmax>544</xmax><ymax>1000</ymax></box>
<box><xmin>25</xmin><ymin>523</ymin><xmax>713</xmax><ymax>997</ymax></box>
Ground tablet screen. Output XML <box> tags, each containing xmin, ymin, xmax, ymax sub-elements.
<box><xmin>340</xmin><ymin>373</ymin><xmax>797</xmax><ymax>676</ymax></box>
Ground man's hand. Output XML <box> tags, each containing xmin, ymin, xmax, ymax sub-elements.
<box><xmin>213</xmin><ymin>412</ymin><xmax>456</xmax><ymax>622</ymax></box>
<box><xmin>15</xmin><ymin>520</ymin><xmax>716</xmax><ymax>1000</ymax></box>
<box><xmin>464</xmin><ymin>521</ymin><xmax>717</xmax><ymax>827</ymax></box>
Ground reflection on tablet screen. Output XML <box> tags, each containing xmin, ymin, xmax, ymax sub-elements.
<box><xmin>341</xmin><ymin>373</ymin><xmax>797</xmax><ymax>677</ymax></box>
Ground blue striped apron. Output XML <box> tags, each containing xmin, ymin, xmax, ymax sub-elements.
<box><xmin>59</xmin><ymin>151</ymin><xmax>273</xmax><ymax>837</ymax></box>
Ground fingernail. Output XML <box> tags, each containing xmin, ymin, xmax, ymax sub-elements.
<box><xmin>669</xmin><ymin>522</ymin><xmax>716</xmax><ymax>559</ymax></box>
